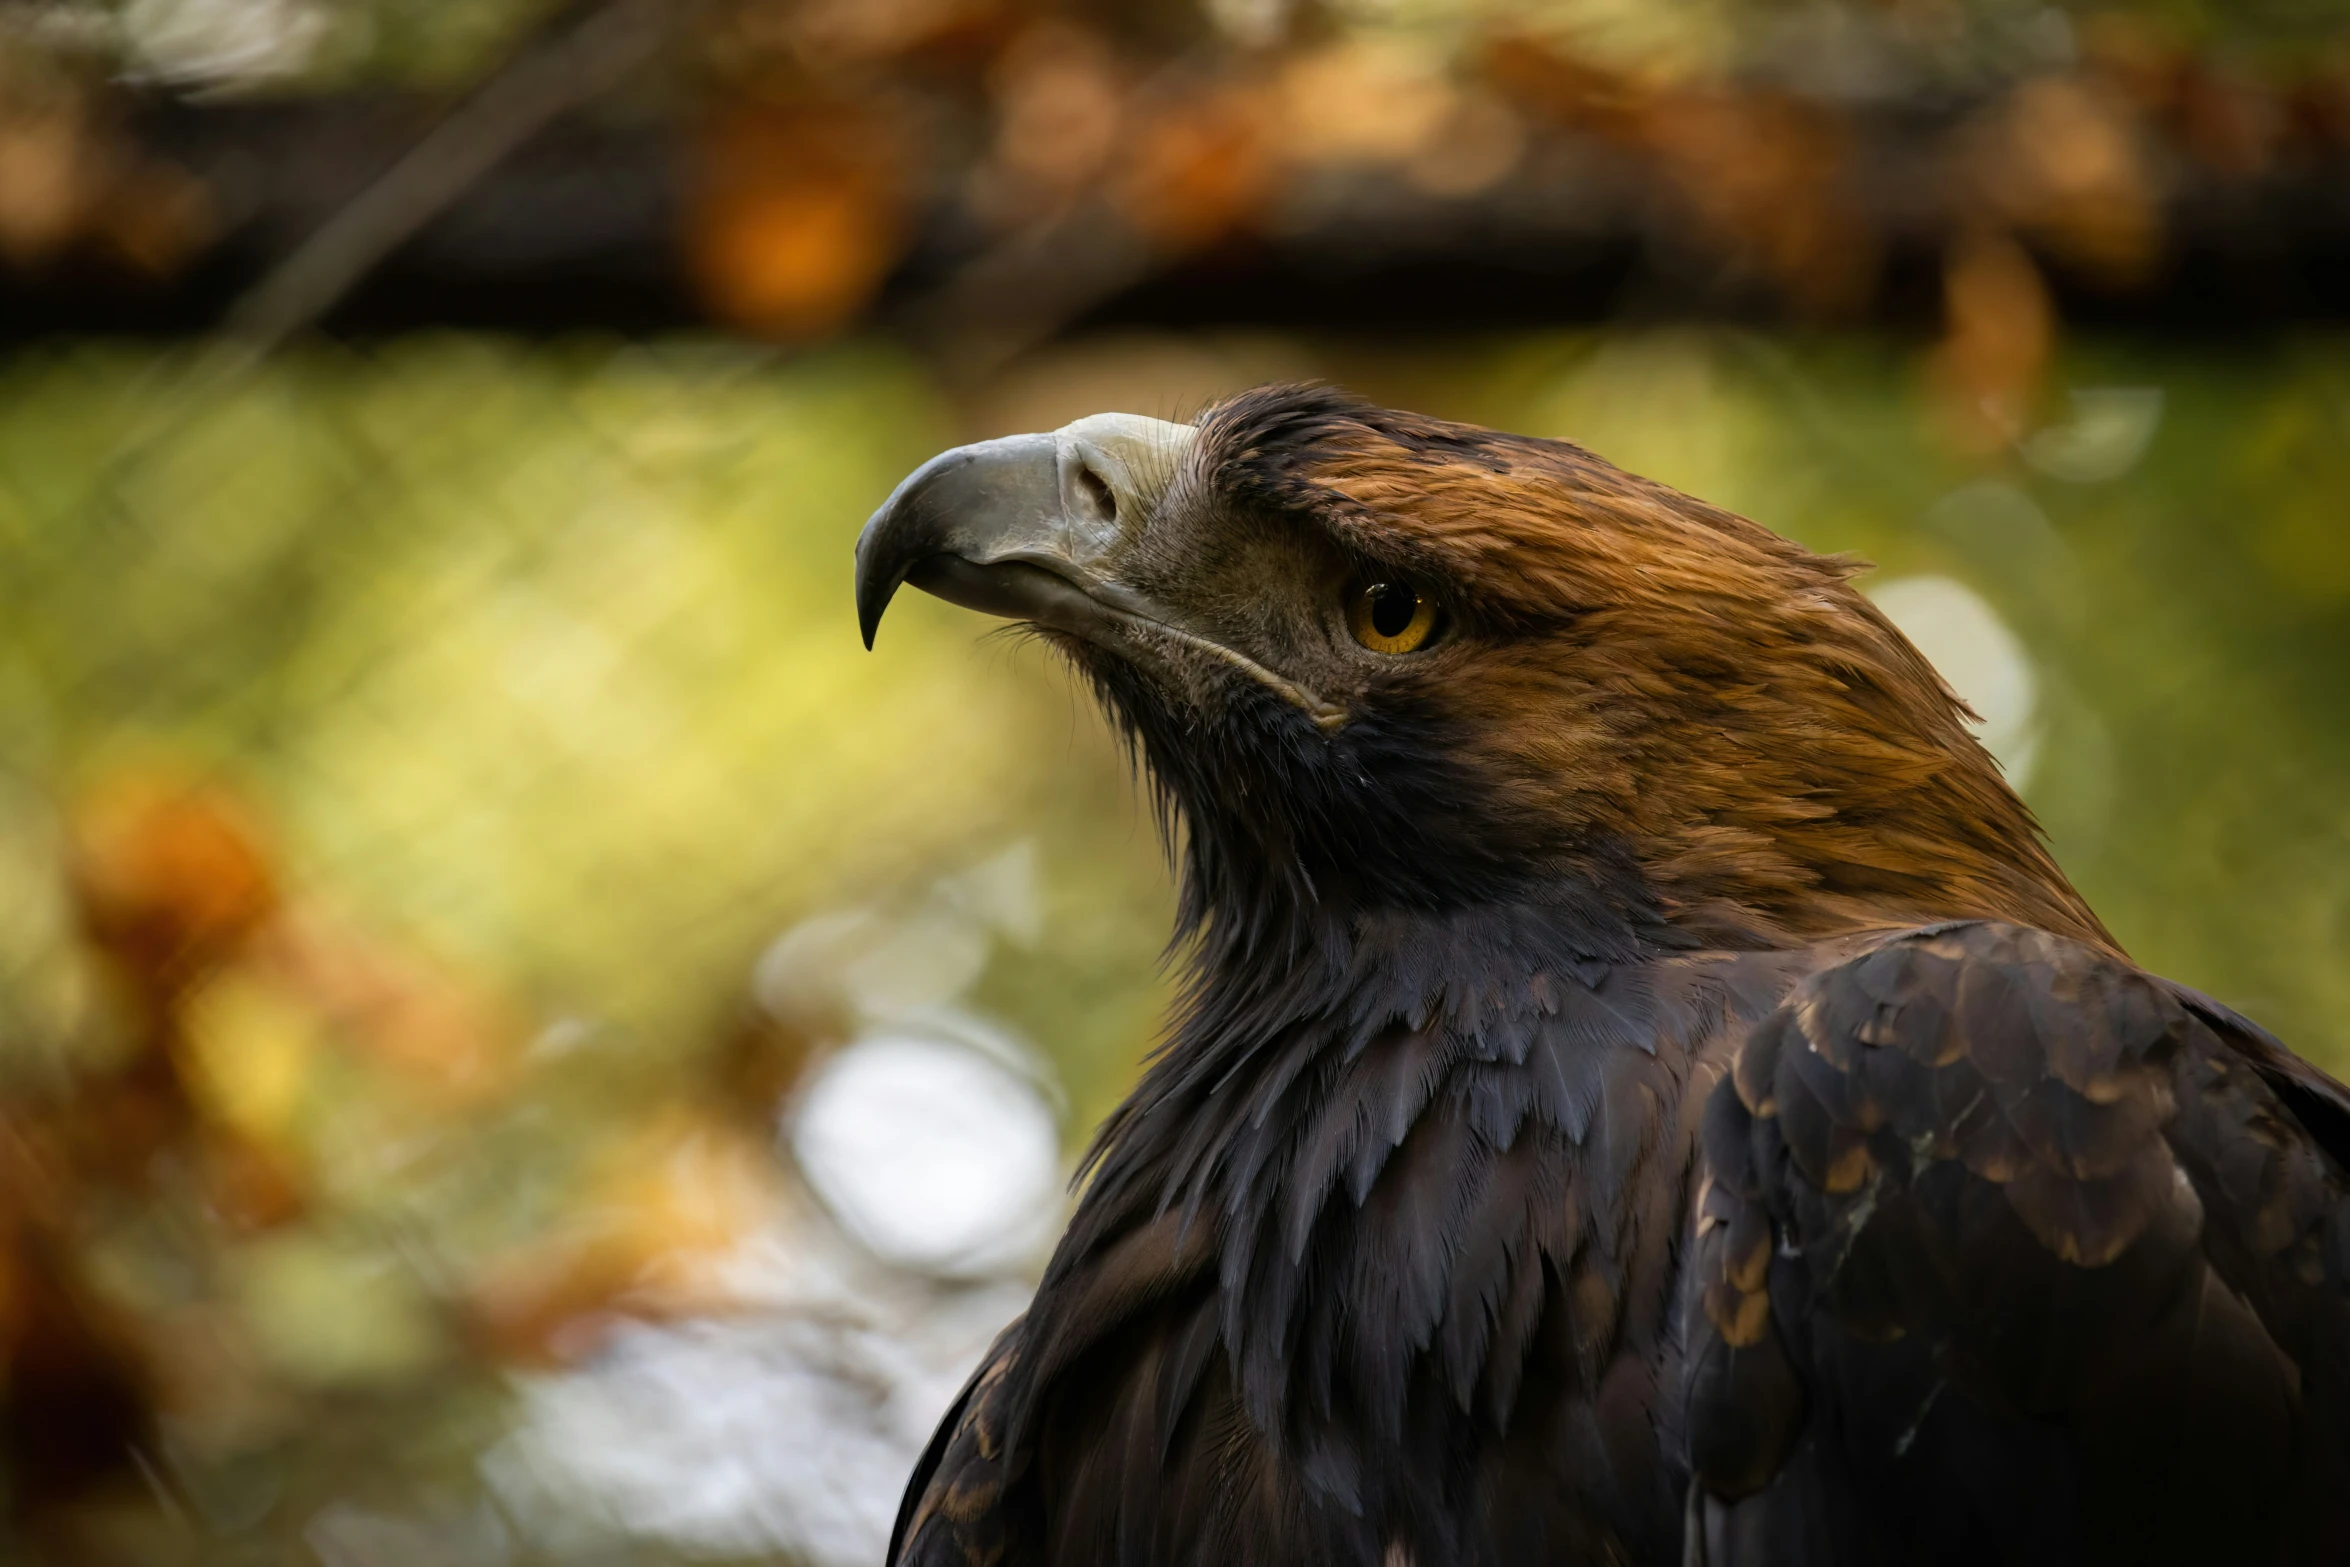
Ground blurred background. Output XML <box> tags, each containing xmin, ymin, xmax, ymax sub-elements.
<box><xmin>0</xmin><ymin>0</ymin><xmax>2347</xmax><ymax>1560</ymax></box>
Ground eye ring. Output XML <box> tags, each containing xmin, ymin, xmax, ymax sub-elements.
<box><xmin>1347</xmin><ymin>580</ymin><xmax>1439</xmax><ymax>655</ymax></box>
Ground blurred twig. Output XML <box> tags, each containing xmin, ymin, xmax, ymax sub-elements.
<box><xmin>898</xmin><ymin>200</ymin><xmax>1156</xmax><ymax>385</ymax></box>
<box><xmin>219</xmin><ymin>0</ymin><xmax>680</xmax><ymax>367</ymax></box>
<box><xmin>892</xmin><ymin>51</ymin><xmax>1235</xmax><ymax>387</ymax></box>
<box><xmin>102</xmin><ymin>0</ymin><xmax>683</xmax><ymax>461</ymax></box>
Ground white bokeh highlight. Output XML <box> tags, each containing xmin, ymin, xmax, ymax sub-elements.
<box><xmin>121</xmin><ymin>0</ymin><xmax>329</xmax><ymax>83</ymax></box>
<box><xmin>484</xmin><ymin>842</ymin><xmax>1067</xmax><ymax>1566</ymax></box>
<box><xmin>2020</xmin><ymin>387</ymin><xmax>2165</xmax><ymax>483</ymax></box>
<box><xmin>794</xmin><ymin>1023</ymin><xmax>1064</xmax><ymax>1278</ymax></box>
<box><xmin>1868</xmin><ymin>574</ymin><xmax>2042</xmax><ymax>789</ymax></box>
<box><xmin>486</xmin><ymin>1226</ymin><xmax>1033</xmax><ymax>1567</ymax></box>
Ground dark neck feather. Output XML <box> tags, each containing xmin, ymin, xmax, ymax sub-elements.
<box><xmin>1080</xmin><ymin>659</ymin><xmax>1690</xmax><ymax>973</ymax></box>
<box><xmin>1074</xmin><ymin>886</ymin><xmax>1686</xmax><ymax>1233</ymax></box>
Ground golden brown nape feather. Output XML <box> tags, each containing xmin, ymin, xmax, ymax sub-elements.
<box><xmin>1200</xmin><ymin>387</ymin><xmax>2114</xmax><ymax>954</ymax></box>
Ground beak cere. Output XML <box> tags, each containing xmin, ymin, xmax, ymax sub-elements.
<box><xmin>853</xmin><ymin>413</ymin><xmax>1196</xmax><ymax>649</ymax></box>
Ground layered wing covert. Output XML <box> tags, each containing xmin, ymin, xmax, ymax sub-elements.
<box><xmin>1688</xmin><ymin>921</ymin><xmax>2350</xmax><ymax>1566</ymax></box>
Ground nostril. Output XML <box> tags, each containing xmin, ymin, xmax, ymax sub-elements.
<box><xmin>1075</xmin><ymin>464</ymin><xmax>1117</xmax><ymax>523</ymax></box>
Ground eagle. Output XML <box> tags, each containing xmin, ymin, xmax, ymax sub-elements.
<box><xmin>851</xmin><ymin>385</ymin><xmax>2350</xmax><ymax>1566</ymax></box>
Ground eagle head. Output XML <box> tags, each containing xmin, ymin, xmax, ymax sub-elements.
<box><xmin>856</xmin><ymin>384</ymin><xmax>2107</xmax><ymax>957</ymax></box>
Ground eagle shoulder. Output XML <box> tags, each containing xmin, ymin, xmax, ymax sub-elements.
<box><xmin>1688</xmin><ymin>920</ymin><xmax>2350</xmax><ymax>1565</ymax></box>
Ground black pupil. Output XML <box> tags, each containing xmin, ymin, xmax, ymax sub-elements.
<box><xmin>1368</xmin><ymin>583</ymin><xmax>1418</xmax><ymax>639</ymax></box>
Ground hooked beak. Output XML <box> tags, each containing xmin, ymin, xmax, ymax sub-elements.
<box><xmin>855</xmin><ymin>411</ymin><xmax>1346</xmax><ymax>729</ymax></box>
<box><xmin>853</xmin><ymin>413</ymin><xmax>1193</xmax><ymax>651</ymax></box>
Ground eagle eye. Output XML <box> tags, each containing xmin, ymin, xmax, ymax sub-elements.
<box><xmin>1347</xmin><ymin>580</ymin><xmax>1439</xmax><ymax>655</ymax></box>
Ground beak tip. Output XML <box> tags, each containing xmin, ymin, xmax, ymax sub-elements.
<box><xmin>854</xmin><ymin>575</ymin><xmax>893</xmax><ymax>651</ymax></box>
<box><xmin>851</xmin><ymin>428</ymin><xmax>1071</xmax><ymax>651</ymax></box>
<box><xmin>852</xmin><ymin>516</ymin><xmax>897</xmax><ymax>650</ymax></box>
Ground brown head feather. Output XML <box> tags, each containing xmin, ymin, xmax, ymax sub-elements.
<box><xmin>1191</xmin><ymin>385</ymin><xmax>2113</xmax><ymax>953</ymax></box>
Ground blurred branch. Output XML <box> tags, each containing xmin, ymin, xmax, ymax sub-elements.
<box><xmin>13</xmin><ymin>15</ymin><xmax>2350</xmax><ymax>352</ymax></box>
<box><xmin>218</xmin><ymin>0</ymin><xmax>681</xmax><ymax>365</ymax></box>
<box><xmin>892</xmin><ymin>51</ymin><xmax>1274</xmax><ymax>384</ymax></box>
<box><xmin>899</xmin><ymin>200</ymin><xmax>1155</xmax><ymax>385</ymax></box>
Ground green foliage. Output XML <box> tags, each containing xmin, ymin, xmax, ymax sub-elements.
<box><xmin>0</xmin><ymin>337</ymin><xmax>1173</xmax><ymax>1078</ymax></box>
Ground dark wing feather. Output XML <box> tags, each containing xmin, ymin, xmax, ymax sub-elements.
<box><xmin>893</xmin><ymin>1202</ymin><xmax>1225</xmax><ymax>1567</ymax></box>
<box><xmin>1688</xmin><ymin>921</ymin><xmax>2350</xmax><ymax>1567</ymax></box>
<box><xmin>2169</xmin><ymin>982</ymin><xmax>2350</xmax><ymax>1171</ymax></box>
<box><xmin>893</xmin><ymin>1322</ymin><xmax>1025</xmax><ymax>1567</ymax></box>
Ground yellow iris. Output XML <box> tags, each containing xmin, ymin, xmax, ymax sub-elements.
<box><xmin>1347</xmin><ymin>581</ymin><xmax>1437</xmax><ymax>654</ymax></box>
